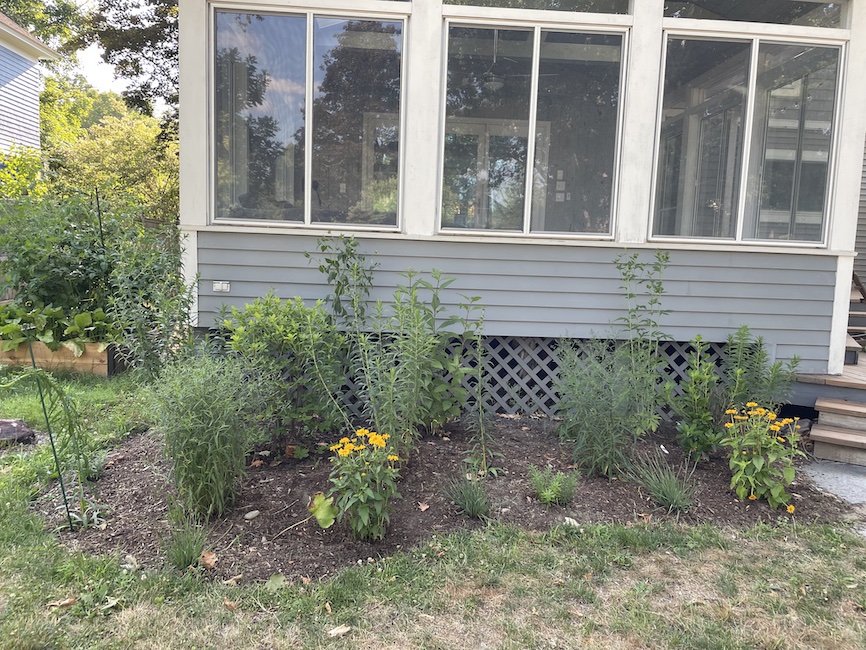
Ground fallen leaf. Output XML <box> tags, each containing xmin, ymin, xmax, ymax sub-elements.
<box><xmin>325</xmin><ymin>602</ymin><xmax>332</xmax><ymax>615</ymax></box>
<box><xmin>48</xmin><ymin>597</ymin><xmax>76</xmax><ymax>608</ymax></box>
<box><xmin>417</xmin><ymin>502</ymin><xmax>430</xmax><ymax>512</ymax></box>
<box><xmin>199</xmin><ymin>551</ymin><xmax>217</xmax><ymax>570</ymax></box>
<box><xmin>269</xmin><ymin>460</ymin><xmax>283</xmax><ymax>468</ymax></box>
<box><xmin>638</xmin><ymin>513</ymin><xmax>653</xmax><ymax>523</ymax></box>
<box><xmin>100</xmin><ymin>597</ymin><xmax>120</xmax><ymax>611</ymax></box>
<box><xmin>308</xmin><ymin>492</ymin><xmax>337</xmax><ymax>528</ymax></box>
<box><xmin>250</xmin><ymin>459</ymin><xmax>264</xmax><ymax>468</ymax></box>
<box><xmin>301</xmin><ymin>576</ymin><xmax>311</xmax><ymax>585</ymax></box>
<box><xmin>223</xmin><ymin>574</ymin><xmax>243</xmax><ymax>586</ymax></box>
<box><xmin>520</xmin><ymin>426</ymin><xmax>530</xmax><ymax>431</ymax></box>
<box><xmin>419</xmin><ymin>613</ymin><xmax>435</xmax><ymax>621</ymax></box>
<box><xmin>264</xmin><ymin>574</ymin><xmax>287</xmax><ymax>592</ymax></box>
<box><xmin>327</xmin><ymin>624</ymin><xmax>352</xmax><ymax>638</ymax></box>
<box><xmin>224</xmin><ymin>599</ymin><xmax>239</xmax><ymax>611</ymax></box>
<box><xmin>285</xmin><ymin>445</ymin><xmax>297</xmax><ymax>459</ymax></box>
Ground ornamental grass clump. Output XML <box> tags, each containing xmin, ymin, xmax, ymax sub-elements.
<box><xmin>720</xmin><ymin>403</ymin><xmax>805</xmax><ymax>510</ymax></box>
<box><xmin>627</xmin><ymin>451</ymin><xmax>699</xmax><ymax>514</ymax></box>
<box><xmin>328</xmin><ymin>429</ymin><xmax>401</xmax><ymax>541</ymax></box>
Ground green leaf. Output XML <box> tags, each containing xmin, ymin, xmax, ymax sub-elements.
<box><xmin>264</xmin><ymin>573</ymin><xmax>287</xmax><ymax>592</ymax></box>
<box><xmin>782</xmin><ymin>465</ymin><xmax>795</xmax><ymax>485</ymax></box>
<box><xmin>358</xmin><ymin>504</ymin><xmax>370</xmax><ymax>526</ymax></box>
<box><xmin>308</xmin><ymin>492</ymin><xmax>337</xmax><ymax>529</ymax></box>
<box><xmin>73</xmin><ymin>312</ymin><xmax>93</xmax><ymax>329</ymax></box>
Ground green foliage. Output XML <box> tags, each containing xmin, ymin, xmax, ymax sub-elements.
<box><xmin>722</xmin><ymin>325</ymin><xmax>799</xmax><ymax>410</ymax></box>
<box><xmin>163</xmin><ymin>505</ymin><xmax>207</xmax><ymax>572</ymax></box>
<box><xmin>1</xmin><ymin>0</ymin><xmax>85</xmax><ymax>49</ymax></box>
<box><xmin>663</xmin><ymin>336</ymin><xmax>721</xmax><ymax>459</ymax></box>
<box><xmin>443</xmin><ymin>477</ymin><xmax>490</xmax><ymax>520</ymax></box>
<box><xmin>328</xmin><ymin>429</ymin><xmax>401</xmax><ymax>541</ymax></box>
<box><xmin>0</xmin><ymin>304</ymin><xmax>117</xmax><ymax>353</ymax></box>
<box><xmin>0</xmin><ymin>147</ymin><xmax>47</xmax><ymax>198</ymax></box>
<box><xmin>528</xmin><ymin>465</ymin><xmax>578</xmax><ymax>506</ymax></box>
<box><xmin>108</xmin><ymin>225</ymin><xmax>194</xmax><ymax>379</ymax></box>
<box><xmin>307</xmin><ymin>234</ymin><xmax>377</xmax><ymax>327</ymax></box>
<box><xmin>720</xmin><ymin>405</ymin><xmax>805</xmax><ymax>509</ymax></box>
<box><xmin>627</xmin><ymin>451</ymin><xmax>698</xmax><ymax>514</ymax></box>
<box><xmin>221</xmin><ymin>292</ymin><xmax>345</xmax><ymax>445</ymax></box>
<box><xmin>148</xmin><ymin>354</ymin><xmax>259</xmax><ymax>517</ymax></box>
<box><xmin>557</xmin><ymin>248</ymin><xmax>670</xmax><ymax>478</ymax></box>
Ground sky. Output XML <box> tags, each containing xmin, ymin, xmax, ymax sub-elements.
<box><xmin>77</xmin><ymin>42</ymin><xmax>128</xmax><ymax>94</ymax></box>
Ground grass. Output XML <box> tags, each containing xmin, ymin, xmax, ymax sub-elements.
<box><xmin>1</xmin><ymin>372</ymin><xmax>865</xmax><ymax>648</ymax></box>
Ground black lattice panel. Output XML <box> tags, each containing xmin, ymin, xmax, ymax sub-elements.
<box><xmin>336</xmin><ymin>336</ymin><xmax>726</xmax><ymax>419</ymax></box>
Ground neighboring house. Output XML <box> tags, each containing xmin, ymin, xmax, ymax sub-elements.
<box><xmin>179</xmin><ymin>0</ymin><xmax>866</xmax><ymax>411</ymax></box>
<box><xmin>0</xmin><ymin>12</ymin><xmax>57</xmax><ymax>152</ymax></box>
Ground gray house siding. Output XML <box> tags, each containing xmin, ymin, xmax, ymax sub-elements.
<box><xmin>197</xmin><ymin>232</ymin><xmax>836</xmax><ymax>373</ymax></box>
<box><xmin>0</xmin><ymin>44</ymin><xmax>40</xmax><ymax>151</ymax></box>
<box><xmin>856</xmin><ymin>138</ymin><xmax>866</xmax><ymax>279</ymax></box>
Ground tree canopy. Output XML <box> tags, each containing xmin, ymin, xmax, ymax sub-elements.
<box><xmin>0</xmin><ymin>0</ymin><xmax>85</xmax><ymax>50</ymax></box>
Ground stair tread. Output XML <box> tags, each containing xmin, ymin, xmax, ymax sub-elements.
<box><xmin>846</xmin><ymin>334</ymin><xmax>861</xmax><ymax>351</ymax></box>
<box><xmin>815</xmin><ymin>397</ymin><xmax>866</xmax><ymax>417</ymax></box>
<box><xmin>810</xmin><ymin>424</ymin><xmax>866</xmax><ymax>449</ymax></box>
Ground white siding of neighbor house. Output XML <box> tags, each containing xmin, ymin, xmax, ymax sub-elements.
<box><xmin>197</xmin><ymin>231</ymin><xmax>836</xmax><ymax>373</ymax></box>
<box><xmin>0</xmin><ymin>44</ymin><xmax>40</xmax><ymax>151</ymax></box>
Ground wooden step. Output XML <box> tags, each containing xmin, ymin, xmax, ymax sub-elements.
<box><xmin>810</xmin><ymin>423</ymin><xmax>866</xmax><ymax>450</ymax></box>
<box><xmin>845</xmin><ymin>334</ymin><xmax>861</xmax><ymax>365</ymax></box>
<box><xmin>815</xmin><ymin>398</ymin><xmax>866</xmax><ymax>432</ymax></box>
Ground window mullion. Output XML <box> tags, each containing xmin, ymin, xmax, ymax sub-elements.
<box><xmin>735</xmin><ymin>36</ymin><xmax>760</xmax><ymax>242</ymax></box>
<box><xmin>304</xmin><ymin>12</ymin><xmax>314</xmax><ymax>227</ymax></box>
<box><xmin>522</xmin><ymin>25</ymin><xmax>542</xmax><ymax>235</ymax></box>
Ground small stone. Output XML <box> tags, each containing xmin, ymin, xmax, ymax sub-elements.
<box><xmin>0</xmin><ymin>420</ymin><xmax>35</xmax><ymax>445</ymax></box>
<box><xmin>244</xmin><ymin>510</ymin><xmax>260</xmax><ymax>521</ymax></box>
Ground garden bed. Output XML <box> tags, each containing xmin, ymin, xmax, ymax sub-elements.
<box><xmin>34</xmin><ymin>415</ymin><xmax>858</xmax><ymax>585</ymax></box>
<box><xmin>0</xmin><ymin>342</ymin><xmax>112</xmax><ymax>376</ymax></box>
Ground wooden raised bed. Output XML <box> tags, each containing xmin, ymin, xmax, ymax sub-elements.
<box><xmin>0</xmin><ymin>342</ymin><xmax>111</xmax><ymax>377</ymax></box>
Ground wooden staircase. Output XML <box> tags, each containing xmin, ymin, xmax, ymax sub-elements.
<box><xmin>812</xmin><ymin>398</ymin><xmax>866</xmax><ymax>466</ymax></box>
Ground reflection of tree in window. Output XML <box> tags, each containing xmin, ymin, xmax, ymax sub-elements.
<box><xmin>307</xmin><ymin>20</ymin><xmax>402</xmax><ymax>225</ymax></box>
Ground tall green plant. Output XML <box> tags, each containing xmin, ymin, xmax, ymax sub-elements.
<box><xmin>663</xmin><ymin>335</ymin><xmax>721</xmax><ymax>459</ymax></box>
<box><xmin>722</xmin><ymin>325</ymin><xmax>798</xmax><ymax>409</ymax></box>
<box><xmin>148</xmin><ymin>354</ymin><xmax>259</xmax><ymax>517</ymax></box>
<box><xmin>557</xmin><ymin>250</ymin><xmax>669</xmax><ymax>477</ymax></box>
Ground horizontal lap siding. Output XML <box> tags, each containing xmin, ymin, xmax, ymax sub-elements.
<box><xmin>0</xmin><ymin>46</ymin><xmax>40</xmax><ymax>151</ymax></box>
<box><xmin>197</xmin><ymin>232</ymin><xmax>836</xmax><ymax>372</ymax></box>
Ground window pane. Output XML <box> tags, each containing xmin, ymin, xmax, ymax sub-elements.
<box><xmin>442</xmin><ymin>27</ymin><xmax>534</xmax><ymax>230</ymax></box>
<box><xmin>531</xmin><ymin>32</ymin><xmax>621</xmax><ymax>234</ymax></box>
<box><xmin>744</xmin><ymin>44</ymin><xmax>838</xmax><ymax>241</ymax></box>
<box><xmin>444</xmin><ymin>0</ymin><xmax>629</xmax><ymax>12</ymax></box>
<box><xmin>664</xmin><ymin>1</ymin><xmax>843</xmax><ymax>28</ymax></box>
<box><xmin>215</xmin><ymin>12</ymin><xmax>306</xmax><ymax>222</ymax></box>
<box><xmin>311</xmin><ymin>18</ymin><xmax>403</xmax><ymax>226</ymax></box>
<box><xmin>654</xmin><ymin>39</ymin><xmax>750</xmax><ymax>238</ymax></box>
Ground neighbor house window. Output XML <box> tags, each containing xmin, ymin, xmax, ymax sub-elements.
<box><xmin>441</xmin><ymin>25</ymin><xmax>623</xmax><ymax>234</ymax></box>
<box><xmin>214</xmin><ymin>10</ymin><xmax>404</xmax><ymax>226</ymax></box>
<box><xmin>653</xmin><ymin>36</ymin><xmax>839</xmax><ymax>242</ymax></box>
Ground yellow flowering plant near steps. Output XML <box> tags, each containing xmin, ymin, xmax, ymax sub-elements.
<box><xmin>328</xmin><ymin>429</ymin><xmax>401</xmax><ymax>541</ymax></box>
<box><xmin>720</xmin><ymin>403</ymin><xmax>805</xmax><ymax>510</ymax></box>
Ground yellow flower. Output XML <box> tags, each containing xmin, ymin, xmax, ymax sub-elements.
<box><xmin>746</xmin><ymin>402</ymin><xmax>758</xmax><ymax>407</ymax></box>
<box><xmin>387</xmin><ymin>454</ymin><xmax>399</xmax><ymax>462</ymax></box>
<box><xmin>368</xmin><ymin>433</ymin><xmax>386</xmax><ymax>448</ymax></box>
<box><xmin>787</xmin><ymin>504</ymin><xmax>795</xmax><ymax>514</ymax></box>
<box><xmin>329</xmin><ymin>444</ymin><xmax>340</xmax><ymax>451</ymax></box>
<box><xmin>742</xmin><ymin>451</ymin><xmax>748</xmax><ymax>455</ymax></box>
<box><xmin>748</xmin><ymin>494</ymin><xmax>757</xmax><ymax>500</ymax></box>
<box><xmin>356</xmin><ymin>428</ymin><xmax>370</xmax><ymax>437</ymax></box>
<box><xmin>725</xmin><ymin>409</ymin><xmax>737</xmax><ymax>415</ymax></box>
<box><xmin>767</xmin><ymin>412</ymin><xmax>777</xmax><ymax>420</ymax></box>
<box><xmin>339</xmin><ymin>437</ymin><xmax>350</xmax><ymax>444</ymax></box>
<box><xmin>382</xmin><ymin>433</ymin><xmax>390</xmax><ymax>440</ymax></box>
<box><xmin>769</xmin><ymin>424</ymin><xmax>781</xmax><ymax>432</ymax></box>
<box><xmin>734</xmin><ymin>415</ymin><xmax>748</xmax><ymax>421</ymax></box>
<box><xmin>777</xmin><ymin>437</ymin><xmax>786</xmax><ymax>443</ymax></box>
<box><xmin>724</xmin><ymin>422</ymin><xmax>734</xmax><ymax>429</ymax></box>
<box><xmin>337</xmin><ymin>447</ymin><xmax>352</xmax><ymax>457</ymax></box>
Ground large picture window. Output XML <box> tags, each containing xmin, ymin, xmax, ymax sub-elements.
<box><xmin>441</xmin><ymin>25</ymin><xmax>623</xmax><ymax>234</ymax></box>
<box><xmin>214</xmin><ymin>10</ymin><xmax>404</xmax><ymax>226</ymax></box>
<box><xmin>653</xmin><ymin>36</ymin><xmax>839</xmax><ymax>242</ymax></box>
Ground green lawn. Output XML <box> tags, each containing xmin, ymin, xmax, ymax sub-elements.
<box><xmin>1</xmin><ymin>373</ymin><xmax>864</xmax><ymax>649</ymax></box>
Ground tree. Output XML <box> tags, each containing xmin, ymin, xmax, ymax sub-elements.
<box><xmin>0</xmin><ymin>0</ymin><xmax>85</xmax><ymax>50</ymax></box>
<box><xmin>82</xmin><ymin>0</ymin><xmax>178</xmax><ymax>116</ymax></box>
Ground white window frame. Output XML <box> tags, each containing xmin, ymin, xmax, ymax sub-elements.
<box><xmin>207</xmin><ymin>1</ymin><xmax>412</xmax><ymax>233</ymax></box>
<box><xmin>648</xmin><ymin>17</ymin><xmax>850</xmax><ymax>248</ymax></box>
<box><xmin>437</xmin><ymin>11</ymin><xmax>631</xmax><ymax>240</ymax></box>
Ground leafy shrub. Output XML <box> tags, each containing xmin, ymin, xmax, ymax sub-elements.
<box><xmin>627</xmin><ymin>451</ymin><xmax>698</xmax><ymax>514</ymax></box>
<box><xmin>557</xmin><ymin>251</ymin><xmax>669</xmax><ymax>478</ymax></box>
<box><xmin>720</xmin><ymin>404</ymin><xmax>804</xmax><ymax>510</ymax></box>
<box><xmin>0</xmin><ymin>304</ymin><xmax>118</xmax><ymax>354</ymax></box>
<box><xmin>221</xmin><ymin>292</ymin><xmax>345</xmax><ymax>446</ymax></box>
<box><xmin>443</xmin><ymin>477</ymin><xmax>490</xmax><ymax>520</ymax></box>
<box><xmin>663</xmin><ymin>336</ymin><xmax>721</xmax><ymax>459</ymax></box>
<box><xmin>328</xmin><ymin>429</ymin><xmax>401</xmax><ymax>541</ymax></box>
<box><xmin>529</xmin><ymin>465</ymin><xmax>578</xmax><ymax>506</ymax></box>
<box><xmin>722</xmin><ymin>326</ymin><xmax>799</xmax><ymax>409</ymax></box>
<box><xmin>149</xmin><ymin>354</ymin><xmax>258</xmax><ymax>517</ymax></box>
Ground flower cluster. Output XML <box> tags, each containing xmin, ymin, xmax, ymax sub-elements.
<box><xmin>328</xmin><ymin>428</ymin><xmax>401</xmax><ymax>541</ymax></box>
<box><xmin>720</xmin><ymin>403</ymin><xmax>805</xmax><ymax>510</ymax></box>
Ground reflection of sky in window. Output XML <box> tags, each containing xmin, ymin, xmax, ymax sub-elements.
<box><xmin>313</xmin><ymin>18</ymin><xmax>403</xmax><ymax>99</ymax></box>
<box><xmin>216</xmin><ymin>12</ymin><xmax>306</xmax><ymax>144</ymax></box>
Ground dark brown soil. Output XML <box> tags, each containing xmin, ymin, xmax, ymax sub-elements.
<box><xmin>33</xmin><ymin>415</ymin><xmax>857</xmax><ymax>585</ymax></box>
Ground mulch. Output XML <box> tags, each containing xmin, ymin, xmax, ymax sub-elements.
<box><xmin>25</xmin><ymin>415</ymin><xmax>859</xmax><ymax>584</ymax></box>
